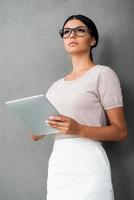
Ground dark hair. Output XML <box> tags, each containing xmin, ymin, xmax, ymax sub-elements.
<box><xmin>59</xmin><ymin>14</ymin><xmax>99</xmax><ymax>61</ymax></box>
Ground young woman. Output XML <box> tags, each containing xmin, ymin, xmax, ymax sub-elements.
<box><xmin>32</xmin><ymin>14</ymin><xmax>127</xmax><ymax>200</ymax></box>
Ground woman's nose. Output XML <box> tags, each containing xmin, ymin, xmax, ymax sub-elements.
<box><xmin>69</xmin><ymin>30</ymin><xmax>76</xmax><ymax>38</ymax></box>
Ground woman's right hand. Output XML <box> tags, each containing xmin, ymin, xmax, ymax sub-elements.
<box><xmin>31</xmin><ymin>134</ymin><xmax>45</xmax><ymax>141</ymax></box>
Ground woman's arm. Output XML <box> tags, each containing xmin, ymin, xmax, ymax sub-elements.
<box><xmin>47</xmin><ymin>106</ymin><xmax>128</xmax><ymax>141</ymax></box>
<box><xmin>78</xmin><ymin>107</ymin><xmax>128</xmax><ymax>141</ymax></box>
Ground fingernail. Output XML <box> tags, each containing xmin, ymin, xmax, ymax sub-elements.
<box><xmin>49</xmin><ymin>116</ymin><xmax>54</xmax><ymax>119</ymax></box>
<box><xmin>45</xmin><ymin>120</ymin><xmax>50</xmax><ymax>126</ymax></box>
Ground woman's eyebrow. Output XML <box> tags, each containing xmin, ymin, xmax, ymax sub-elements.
<box><xmin>63</xmin><ymin>26</ymin><xmax>87</xmax><ymax>29</ymax></box>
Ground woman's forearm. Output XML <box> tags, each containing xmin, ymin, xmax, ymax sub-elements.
<box><xmin>78</xmin><ymin>124</ymin><xmax>127</xmax><ymax>141</ymax></box>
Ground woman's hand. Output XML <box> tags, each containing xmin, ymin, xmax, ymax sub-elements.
<box><xmin>31</xmin><ymin>134</ymin><xmax>45</xmax><ymax>141</ymax></box>
<box><xmin>45</xmin><ymin>115</ymin><xmax>81</xmax><ymax>136</ymax></box>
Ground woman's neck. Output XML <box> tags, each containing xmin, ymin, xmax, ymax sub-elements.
<box><xmin>70</xmin><ymin>52</ymin><xmax>96</xmax><ymax>75</ymax></box>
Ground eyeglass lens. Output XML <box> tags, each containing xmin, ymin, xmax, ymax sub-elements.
<box><xmin>61</xmin><ymin>26</ymin><xmax>90</xmax><ymax>38</ymax></box>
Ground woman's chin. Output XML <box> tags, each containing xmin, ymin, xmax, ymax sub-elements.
<box><xmin>67</xmin><ymin>50</ymin><xmax>87</xmax><ymax>56</ymax></box>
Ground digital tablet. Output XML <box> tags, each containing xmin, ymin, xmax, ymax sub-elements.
<box><xmin>5</xmin><ymin>94</ymin><xmax>60</xmax><ymax>135</ymax></box>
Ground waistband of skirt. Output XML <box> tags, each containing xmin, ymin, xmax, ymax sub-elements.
<box><xmin>53</xmin><ymin>136</ymin><xmax>102</xmax><ymax>146</ymax></box>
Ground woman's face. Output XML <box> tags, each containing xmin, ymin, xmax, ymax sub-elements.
<box><xmin>62</xmin><ymin>19</ymin><xmax>96</xmax><ymax>55</ymax></box>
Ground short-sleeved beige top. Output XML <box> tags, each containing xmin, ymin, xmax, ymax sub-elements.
<box><xmin>45</xmin><ymin>65</ymin><xmax>123</xmax><ymax>140</ymax></box>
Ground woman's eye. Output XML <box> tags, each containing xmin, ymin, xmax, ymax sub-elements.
<box><xmin>77</xmin><ymin>28</ymin><xmax>86</xmax><ymax>33</ymax></box>
<box><xmin>63</xmin><ymin>30</ymin><xmax>70</xmax><ymax>35</ymax></box>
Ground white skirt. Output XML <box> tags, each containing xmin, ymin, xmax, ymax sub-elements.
<box><xmin>46</xmin><ymin>137</ymin><xmax>114</xmax><ymax>200</ymax></box>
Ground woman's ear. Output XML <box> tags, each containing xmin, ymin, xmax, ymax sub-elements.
<box><xmin>90</xmin><ymin>36</ymin><xmax>96</xmax><ymax>47</ymax></box>
<box><xmin>91</xmin><ymin>39</ymin><xmax>96</xmax><ymax>47</ymax></box>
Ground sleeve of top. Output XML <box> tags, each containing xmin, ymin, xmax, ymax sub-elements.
<box><xmin>97</xmin><ymin>67</ymin><xmax>124</xmax><ymax>110</ymax></box>
<box><xmin>45</xmin><ymin>82</ymin><xmax>55</xmax><ymax>98</ymax></box>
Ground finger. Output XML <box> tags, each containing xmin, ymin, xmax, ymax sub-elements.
<box><xmin>49</xmin><ymin>115</ymin><xmax>68</xmax><ymax>122</ymax></box>
<box><xmin>47</xmin><ymin>120</ymin><xmax>67</xmax><ymax>127</ymax></box>
<box><xmin>50</xmin><ymin>124</ymin><xmax>68</xmax><ymax>132</ymax></box>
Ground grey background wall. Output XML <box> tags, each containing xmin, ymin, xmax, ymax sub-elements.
<box><xmin>0</xmin><ymin>0</ymin><xmax>133</xmax><ymax>199</ymax></box>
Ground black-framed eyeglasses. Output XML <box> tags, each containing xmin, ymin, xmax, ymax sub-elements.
<box><xmin>59</xmin><ymin>26</ymin><xmax>92</xmax><ymax>39</ymax></box>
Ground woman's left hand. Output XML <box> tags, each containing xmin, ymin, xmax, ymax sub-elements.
<box><xmin>45</xmin><ymin>115</ymin><xmax>81</xmax><ymax>136</ymax></box>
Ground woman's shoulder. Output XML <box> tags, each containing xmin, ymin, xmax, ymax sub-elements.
<box><xmin>52</xmin><ymin>77</ymin><xmax>63</xmax><ymax>86</ymax></box>
<box><xmin>47</xmin><ymin>77</ymin><xmax>63</xmax><ymax>90</ymax></box>
<box><xmin>45</xmin><ymin>78</ymin><xmax>63</xmax><ymax>97</ymax></box>
<box><xmin>98</xmin><ymin>64</ymin><xmax>119</xmax><ymax>77</ymax></box>
<box><xmin>97</xmin><ymin>64</ymin><xmax>121</xmax><ymax>82</ymax></box>
<box><xmin>98</xmin><ymin>64</ymin><xmax>115</xmax><ymax>72</ymax></box>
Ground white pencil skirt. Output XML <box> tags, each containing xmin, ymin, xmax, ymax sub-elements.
<box><xmin>46</xmin><ymin>137</ymin><xmax>114</xmax><ymax>200</ymax></box>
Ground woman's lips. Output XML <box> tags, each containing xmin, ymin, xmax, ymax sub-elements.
<box><xmin>68</xmin><ymin>42</ymin><xmax>79</xmax><ymax>46</ymax></box>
